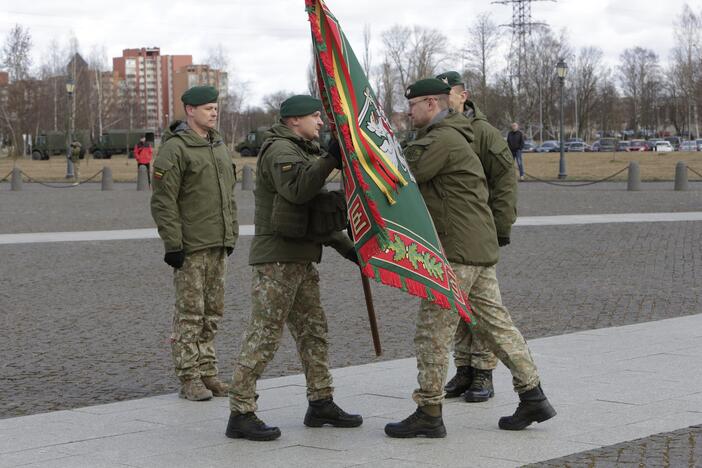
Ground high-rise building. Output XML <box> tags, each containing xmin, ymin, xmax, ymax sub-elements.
<box><xmin>172</xmin><ymin>64</ymin><xmax>228</xmax><ymax>121</ymax></box>
<box><xmin>113</xmin><ymin>48</ymin><xmax>192</xmax><ymax>129</ymax></box>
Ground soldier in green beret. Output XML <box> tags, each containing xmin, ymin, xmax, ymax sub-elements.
<box><xmin>435</xmin><ymin>71</ymin><xmax>518</xmax><ymax>404</ymax></box>
<box><xmin>384</xmin><ymin>78</ymin><xmax>555</xmax><ymax>438</ymax></box>
<box><xmin>150</xmin><ymin>86</ymin><xmax>238</xmax><ymax>402</ymax></box>
<box><xmin>225</xmin><ymin>94</ymin><xmax>362</xmax><ymax>441</ymax></box>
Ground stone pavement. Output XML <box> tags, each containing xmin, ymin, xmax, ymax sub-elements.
<box><xmin>1</xmin><ymin>313</ymin><xmax>702</xmax><ymax>467</ymax></box>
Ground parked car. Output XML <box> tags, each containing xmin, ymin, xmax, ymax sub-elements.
<box><xmin>566</xmin><ymin>142</ymin><xmax>587</xmax><ymax>152</ymax></box>
<box><xmin>599</xmin><ymin>138</ymin><xmax>618</xmax><ymax>152</ymax></box>
<box><xmin>695</xmin><ymin>139</ymin><xmax>702</xmax><ymax>150</ymax></box>
<box><xmin>665</xmin><ymin>136</ymin><xmax>682</xmax><ymax>150</ymax></box>
<box><xmin>679</xmin><ymin>140</ymin><xmax>699</xmax><ymax>152</ymax></box>
<box><xmin>536</xmin><ymin>140</ymin><xmax>560</xmax><ymax>152</ymax></box>
<box><xmin>590</xmin><ymin>140</ymin><xmax>601</xmax><ymax>152</ymax></box>
<box><xmin>628</xmin><ymin>139</ymin><xmax>651</xmax><ymax>152</ymax></box>
<box><xmin>655</xmin><ymin>141</ymin><xmax>674</xmax><ymax>153</ymax></box>
<box><xmin>522</xmin><ymin>140</ymin><xmax>537</xmax><ymax>152</ymax></box>
<box><xmin>616</xmin><ymin>141</ymin><xmax>631</xmax><ymax>152</ymax></box>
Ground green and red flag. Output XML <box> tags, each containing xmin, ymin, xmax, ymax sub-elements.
<box><xmin>306</xmin><ymin>0</ymin><xmax>473</xmax><ymax>322</ymax></box>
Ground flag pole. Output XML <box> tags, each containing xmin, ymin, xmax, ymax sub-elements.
<box><xmin>360</xmin><ymin>270</ymin><xmax>382</xmax><ymax>356</ymax></box>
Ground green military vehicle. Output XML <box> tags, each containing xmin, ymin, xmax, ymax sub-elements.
<box><xmin>235</xmin><ymin>127</ymin><xmax>331</xmax><ymax>157</ymax></box>
<box><xmin>90</xmin><ymin>129</ymin><xmax>155</xmax><ymax>159</ymax></box>
<box><xmin>32</xmin><ymin>130</ymin><xmax>89</xmax><ymax>160</ymax></box>
<box><xmin>235</xmin><ymin>127</ymin><xmax>269</xmax><ymax>157</ymax></box>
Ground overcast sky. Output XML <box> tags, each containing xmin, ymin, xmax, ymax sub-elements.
<box><xmin>0</xmin><ymin>0</ymin><xmax>695</xmax><ymax>106</ymax></box>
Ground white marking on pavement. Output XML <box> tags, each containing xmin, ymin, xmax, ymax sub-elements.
<box><xmin>514</xmin><ymin>211</ymin><xmax>702</xmax><ymax>226</ymax></box>
<box><xmin>0</xmin><ymin>212</ymin><xmax>700</xmax><ymax>245</ymax></box>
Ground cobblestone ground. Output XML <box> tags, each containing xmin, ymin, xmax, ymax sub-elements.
<box><xmin>526</xmin><ymin>425</ymin><xmax>702</xmax><ymax>467</ymax></box>
<box><xmin>1</xmin><ymin>183</ymin><xmax>701</xmax><ymax>418</ymax></box>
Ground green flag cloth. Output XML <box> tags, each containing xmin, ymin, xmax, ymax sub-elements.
<box><xmin>306</xmin><ymin>0</ymin><xmax>473</xmax><ymax>322</ymax></box>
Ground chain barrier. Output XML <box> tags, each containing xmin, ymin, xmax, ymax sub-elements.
<box><xmin>524</xmin><ymin>166</ymin><xmax>629</xmax><ymax>187</ymax></box>
<box><xmin>18</xmin><ymin>169</ymin><xmax>104</xmax><ymax>189</ymax></box>
<box><xmin>0</xmin><ymin>169</ymin><xmax>13</xmax><ymax>183</ymax></box>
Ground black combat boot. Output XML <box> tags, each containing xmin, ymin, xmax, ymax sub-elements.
<box><xmin>444</xmin><ymin>366</ymin><xmax>473</xmax><ymax>398</ymax></box>
<box><xmin>498</xmin><ymin>385</ymin><xmax>556</xmax><ymax>430</ymax></box>
<box><xmin>463</xmin><ymin>368</ymin><xmax>494</xmax><ymax>402</ymax></box>
<box><xmin>384</xmin><ymin>405</ymin><xmax>446</xmax><ymax>438</ymax></box>
<box><xmin>304</xmin><ymin>398</ymin><xmax>363</xmax><ymax>428</ymax></box>
<box><xmin>225</xmin><ymin>412</ymin><xmax>281</xmax><ymax>441</ymax></box>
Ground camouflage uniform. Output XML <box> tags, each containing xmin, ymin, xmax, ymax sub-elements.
<box><xmin>454</xmin><ymin>101</ymin><xmax>517</xmax><ymax>372</ymax></box>
<box><xmin>454</xmin><ymin>264</ymin><xmax>539</xmax><ymax>393</ymax></box>
<box><xmin>406</xmin><ymin>110</ymin><xmax>540</xmax><ymax>400</ymax></box>
<box><xmin>150</xmin><ymin>122</ymin><xmax>238</xmax><ymax>384</ymax></box>
<box><xmin>413</xmin><ymin>300</ymin><xmax>460</xmax><ymax>406</ymax></box>
<box><xmin>229</xmin><ymin>263</ymin><xmax>333</xmax><ymax>413</ymax></box>
<box><xmin>172</xmin><ymin>247</ymin><xmax>227</xmax><ymax>380</ymax></box>
<box><xmin>229</xmin><ymin>123</ymin><xmax>351</xmax><ymax>414</ymax></box>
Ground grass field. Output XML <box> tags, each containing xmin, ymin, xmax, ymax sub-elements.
<box><xmin>1</xmin><ymin>149</ymin><xmax>702</xmax><ymax>183</ymax></box>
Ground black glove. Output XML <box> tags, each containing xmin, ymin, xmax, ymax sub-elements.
<box><xmin>497</xmin><ymin>236</ymin><xmax>511</xmax><ymax>247</ymax></box>
<box><xmin>344</xmin><ymin>248</ymin><xmax>359</xmax><ymax>265</ymax></box>
<box><xmin>164</xmin><ymin>250</ymin><xmax>185</xmax><ymax>269</ymax></box>
<box><xmin>226</xmin><ymin>246</ymin><xmax>234</xmax><ymax>257</ymax></box>
<box><xmin>327</xmin><ymin>138</ymin><xmax>343</xmax><ymax>169</ymax></box>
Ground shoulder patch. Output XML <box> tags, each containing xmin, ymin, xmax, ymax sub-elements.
<box><xmin>280</xmin><ymin>163</ymin><xmax>293</xmax><ymax>172</ymax></box>
<box><xmin>403</xmin><ymin>145</ymin><xmax>426</xmax><ymax>162</ymax></box>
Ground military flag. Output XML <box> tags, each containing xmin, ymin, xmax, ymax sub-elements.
<box><xmin>306</xmin><ymin>0</ymin><xmax>473</xmax><ymax>322</ymax></box>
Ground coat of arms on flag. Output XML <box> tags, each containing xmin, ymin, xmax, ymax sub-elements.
<box><xmin>306</xmin><ymin>0</ymin><xmax>473</xmax><ymax>322</ymax></box>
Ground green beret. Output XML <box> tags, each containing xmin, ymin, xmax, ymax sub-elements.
<box><xmin>181</xmin><ymin>86</ymin><xmax>219</xmax><ymax>106</ymax></box>
<box><xmin>280</xmin><ymin>95</ymin><xmax>322</xmax><ymax>118</ymax></box>
<box><xmin>436</xmin><ymin>71</ymin><xmax>464</xmax><ymax>87</ymax></box>
<box><xmin>405</xmin><ymin>78</ymin><xmax>451</xmax><ymax>100</ymax></box>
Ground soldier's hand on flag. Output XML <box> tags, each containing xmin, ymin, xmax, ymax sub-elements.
<box><xmin>327</xmin><ymin>138</ymin><xmax>343</xmax><ymax>169</ymax></box>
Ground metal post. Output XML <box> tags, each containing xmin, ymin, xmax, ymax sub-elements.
<box><xmin>627</xmin><ymin>161</ymin><xmax>640</xmax><ymax>191</ymax></box>
<box><xmin>558</xmin><ymin>77</ymin><xmax>567</xmax><ymax>179</ymax></box>
<box><xmin>674</xmin><ymin>161</ymin><xmax>688</xmax><ymax>191</ymax></box>
<box><xmin>65</xmin><ymin>91</ymin><xmax>73</xmax><ymax>179</ymax></box>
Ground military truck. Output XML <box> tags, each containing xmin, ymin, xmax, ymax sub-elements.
<box><xmin>235</xmin><ymin>127</ymin><xmax>269</xmax><ymax>157</ymax></box>
<box><xmin>235</xmin><ymin>127</ymin><xmax>331</xmax><ymax>157</ymax></box>
<box><xmin>90</xmin><ymin>129</ymin><xmax>155</xmax><ymax>159</ymax></box>
<box><xmin>32</xmin><ymin>130</ymin><xmax>90</xmax><ymax>160</ymax></box>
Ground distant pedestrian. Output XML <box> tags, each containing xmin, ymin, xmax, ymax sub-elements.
<box><xmin>70</xmin><ymin>141</ymin><xmax>82</xmax><ymax>185</ymax></box>
<box><xmin>134</xmin><ymin>137</ymin><xmax>153</xmax><ymax>186</ymax></box>
<box><xmin>150</xmin><ymin>86</ymin><xmax>238</xmax><ymax>402</ymax></box>
<box><xmin>507</xmin><ymin>123</ymin><xmax>526</xmax><ymax>181</ymax></box>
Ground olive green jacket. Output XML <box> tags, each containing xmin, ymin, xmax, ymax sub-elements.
<box><xmin>150</xmin><ymin>121</ymin><xmax>238</xmax><ymax>254</ymax></box>
<box><xmin>249</xmin><ymin>123</ymin><xmax>353</xmax><ymax>265</ymax></box>
<box><xmin>463</xmin><ymin>102</ymin><xmax>517</xmax><ymax>238</ymax></box>
<box><xmin>405</xmin><ymin>110</ymin><xmax>499</xmax><ymax>266</ymax></box>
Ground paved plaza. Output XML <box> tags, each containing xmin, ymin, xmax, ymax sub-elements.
<box><xmin>1</xmin><ymin>180</ymin><xmax>702</xmax><ymax>466</ymax></box>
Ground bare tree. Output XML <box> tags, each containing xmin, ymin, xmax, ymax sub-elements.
<box><xmin>463</xmin><ymin>12</ymin><xmax>501</xmax><ymax>113</ymax></box>
<box><xmin>1</xmin><ymin>24</ymin><xmax>33</xmax><ymax>156</ymax></box>
<box><xmin>619</xmin><ymin>47</ymin><xmax>660</xmax><ymax>131</ymax></box>
<box><xmin>670</xmin><ymin>4</ymin><xmax>701</xmax><ymax>137</ymax></box>
<box><xmin>362</xmin><ymin>24</ymin><xmax>372</xmax><ymax>77</ymax></box>
<box><xmin>571</xmin><ymin>47</ymin><xmax>604</xmax><ymax>139</ymax></box>
<box><xmin>263</xmin><ymin>90</ymin><xmax>294</xmax><ymax>118</ymax></box>
<box><xmin>381</xmin><ymin>25</ymin><xmax>448</xmax><ymax>110</ymax></box>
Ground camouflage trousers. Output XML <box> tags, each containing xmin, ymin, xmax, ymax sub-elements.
<box><xmin>413</xmin><ymin>299</ymin><xmax>460</xmax><ymax>407</ymax></box>
<box><xmin>229</xmin><ymin>262</ymin><xmax>333</xmax><ymax>414</ymax></box>
<box><xmin>454</xmin><ymin>318</ymin><xmax>499</xmax><ymax>370</ymax></box>
<box><xmin>455</xmin><ymin>264</ymin><xmax>540</xmax><ymax>394</ymax></box>
<box><xmin>171</xmin><ymin>247</ymin><xmax>227</xmax><ymax>381</ymax></box>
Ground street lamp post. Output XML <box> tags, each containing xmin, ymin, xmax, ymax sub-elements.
<box><xmin>557</xmin><ymin>59</ymin><xmax>568</xmax><ymax>180</ymax></box>
<box><xmin>65</xmin><ymin>79</ymin><xmax>75</xmax><ymax>179</ymax></box>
